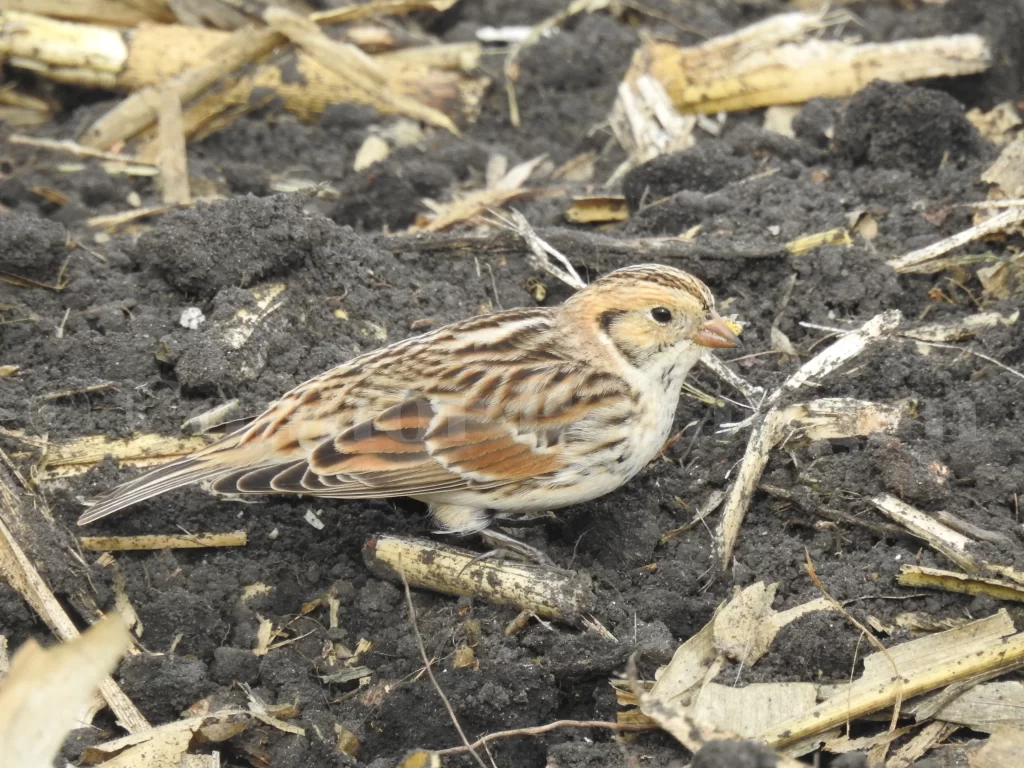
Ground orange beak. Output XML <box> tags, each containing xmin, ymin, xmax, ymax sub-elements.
<box><xmin>693</xmin><ymin>313</ymin><xmax>741</xmax><ymax>349</ymax></box>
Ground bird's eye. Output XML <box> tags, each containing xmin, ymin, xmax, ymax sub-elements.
<box><xmin>650</xmin><ymin>307</ymin><xmax>672</xmax><ymax>324</ymax></box>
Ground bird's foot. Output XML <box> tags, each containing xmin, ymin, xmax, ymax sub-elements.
<box><xmin>472</xmin><ymin>528</ymin><xmax>556</xmax><ymax>568</ymax></box>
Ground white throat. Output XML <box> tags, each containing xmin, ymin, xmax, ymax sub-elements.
<box><xmin>643</xmin><ymin>342</ymin><xmax>704</xmax><ymax>399</ymax></box>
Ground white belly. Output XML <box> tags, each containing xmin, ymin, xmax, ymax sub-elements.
<box><xmin>424</xmin><ymin>346</ymin><xmax>702</xmax><ymax>514</ymax></box>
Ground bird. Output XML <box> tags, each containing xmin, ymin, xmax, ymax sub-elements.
<box><xmin>78</xmin><ymin>263</ymin><xmax>739</xmax><ymax>559</ymax></box>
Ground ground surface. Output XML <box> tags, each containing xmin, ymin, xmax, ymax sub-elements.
<box><xmin>2</xmin><ymin>1</ymin><xmax>1024</xmax><ymax>767</ymax></box>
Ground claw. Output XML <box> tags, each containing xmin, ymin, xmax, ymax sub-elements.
<box><xmin>476</xmin><ymin>529</ymin><xmax>556</xmax><ymax>568</ymax></box>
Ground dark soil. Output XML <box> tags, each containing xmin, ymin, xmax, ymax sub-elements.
<box><xmin>2</xmin><ymin>1</ymin><xmax>1024</xmax><ymax>767</ymax></box>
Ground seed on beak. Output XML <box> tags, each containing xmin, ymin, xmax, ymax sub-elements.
<box><xmin>693</xmin><ymin>313</ymin><xmax>741</xmax><ymax>348</ymax></box>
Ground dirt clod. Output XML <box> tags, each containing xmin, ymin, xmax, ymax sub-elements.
<box><xmin>835</xmin><ymin>81</ymin><xmax>984</xmax><ymax>172</ymax></box>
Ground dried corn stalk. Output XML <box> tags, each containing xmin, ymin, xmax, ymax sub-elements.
<box><xmin>632</xmin><ymin>11</ymin><xmax>991</xmax><ymax>115</ymax></box>
<box><xmin>0</xmin><ymin>10</ymin><xmax>488</xmax><ymax>148</ymax></box>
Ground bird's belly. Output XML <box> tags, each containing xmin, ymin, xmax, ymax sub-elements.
<box><xmin>420</xmin><ymin>470</ymin><xmax>631</xmax><ymax>514</ymax></box>
<box><xmin>419</xmin><ymin>394</ymin><xmax>678</xmax><ymax>514</ymax></box>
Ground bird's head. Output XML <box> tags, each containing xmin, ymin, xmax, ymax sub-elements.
<box><xmin>564</xmin><ymin>264</ymin><xmax>739</xmax><ymax>372</ymax></box>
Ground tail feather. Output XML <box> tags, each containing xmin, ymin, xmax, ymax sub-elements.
<box><xmin>77</xmin><ymin>457</ymin><xmax>224</xmax><ymax>525</ymax></box>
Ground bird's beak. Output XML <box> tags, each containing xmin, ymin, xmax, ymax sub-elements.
<box><xmin>693</xmin><ymin>313</ymin><xmax>741</xmax><ymax>348</ymax></box>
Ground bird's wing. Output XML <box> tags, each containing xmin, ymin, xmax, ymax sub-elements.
<box><xmin>205</xmin><ymin>395</ymin><xmax>568</xmax><ymax>499</ymax></box>
<box><xmin>203</xmin><ymin>309</ymin><xmax>637</xmax><ymax>500</ymax></box>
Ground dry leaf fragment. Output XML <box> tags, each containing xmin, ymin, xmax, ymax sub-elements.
<box><xmin>895</xmin><ymin>612</ymin><xmax>970</xmax><ymax>634</ymax></box>
<box><xmin>982</xmin><ymin>134</ymin><xmax>1024</xmax><ymax>198</ymax></box>
<box><xmin>334</xmin><ymin>723</ymin><xmax>360</xmax><ymax>758</ymax></box>
<box><xmin>650</xmin><ymin>583</ymin><xmax>835</xmax><ymax>708</ymax></box>
<box><xmin>247</xmin><ymin>687</ymin><xmax>305</xmax><ymax>737</ymax></box>
<box><xmin>977</xmin><ymin>263</ymin><xmax>1011</xmax><ymax>299</ymax></box>
<box><xmin>966</xmin><ymin>102</ymin><xmax>1022</xmax><ymax>145</ymax></box>
<box><xmin>916</xmin><ymin>682</ymin><xmax>1024</xmax><ymax>734</ymax></box>
<box><xmin>413</xmin><ymin>155</ymin><xmax>548</xmax><ymax>232</ymax></box>
<box><xmin>759</xmin><ymin>611</ymin><xmax>1024</xmax><ymax>750</ymax></box>
<box><xmin>762</xmin><ymin>105</ymin><xmax>800</xmax><ymax>137</ymax></box>
<box><xmin>639</xmin><ymin>688</ymin><xmax>806</xmax><ymax>768</ymax></box>
<box><xmin>649</xmin><ymin>613</ymin><xmax>718</xmax><ymax>703</ymax></box>
<box><xmin>254</xmin><ymin>617</ymin><xmax>273</xmax><ymax>657</ymax></box>
<box><xmin>564</xmin><ymin>196</ymin><xmax>629</xmax><ymax>224</ymax></box>
<box><xmin>320</xmin><ymin>666</ymin><xmax>373</xmax><ymax>685</ymax></box>
<box><xmin>970</xmin><ymin>726</ymin><xmax>1024</xmax><ymax>768</ymax></box>
<box><xmin>453</xmin><ymin>645</ymin><xmax>477</xmax><ymax>669</ymax></box>
<box><xmin>354</xmin><ymin>135</ymin><xmax>390</xmax><ymax>171</ymax></box>
<box><xmin>903</xmin><ymin>310</ymin><xmax>1018</xmax><ymax>342</ymax></box>
<box><xmin>90</xmin><ymin>727</ymin><xmax>194</xmax><ymax>768</ymax></box>
<box><xmin>397</xmin><ymin>751</ymin><xmax>441</xmax><ymax>768</ymax></box>
<box><xmin>690</xmin><ymin>681</ymin><xmax>820</xmax><ymax>740</ymax></box>
<box><xmin>786</xmin><ymin>228</ymin><xmax>852</xmax><ymax>255</ymax></box>
<box><xmin>82</xmin><ymin>713</ymin><xmax>231</xmax><ymax>763</ymax></box>
<box><xmin>0</xmin><ymin>615</ymin><xmax>130</xmax><ymax>768</ymax></box>
<box><xmin>898</xmin><ymin>565</ymin><xmax>1024</xmax><ymax>604</ymax></box>
<box><xmin>823</xmin><ymin>726</ymin><xmax>913</xmax><ymax>755</ymax></box>
<box><xmin>713</xmin><ymin>582</ymin><xmax>778</xmax><ymax>664</ymax></box>
<box><xmin>770</xmin><ymin>326</ymin><xmax>799</xmax><ymax>357</ymax></box>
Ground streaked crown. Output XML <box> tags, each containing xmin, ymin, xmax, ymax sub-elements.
<box><xmin>581</xmin><ymin>264</ymin><xmax>714</xmax><ymax>311</ymax></box>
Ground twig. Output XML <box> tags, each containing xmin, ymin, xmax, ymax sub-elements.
<box><xmin>401</xmin><ymin>570</ymin><xmax>489</xmax><ymax>768</ymax></box>
<box><xmin>79</xmin><ymin>531</ymin><xmax>248</xmax><ymax>551</ymax></box>
<box><xmin>959</xmin><ymin>198</ymin><xmax>1024</xmax><ymax>209</ymax></box>
<box><xmin>908</xmin><ymin>339</ymin><xmax>1024</xmax><ymax>382</ymax></box>
<box><xmin>759</xmin><ymin>484</ymin><xmax>909</xmax><ymax>541</ymax></box>
<box><xmin>153</xmin><ymin>87</ymin><xmax>191</xmax><ymax>206</ymax></box>
<box><xmin>181</xmin><ymin>399</ymin><xmax>242</xmax><ymax>435</ymax></box>
<box><xmin>87</xmin><ymin>203</ymin><xmax>185</xmax><ymax>232</ymax></box>
<box><xmin>887</xmin><ymin>207</ymin><xmax>1024</xmax><ymax>273</ymax></box>
<box><xmin>871</xmin><ymin>493</ymin><xmax>979</xmax><ymax>574</ymax></box>
<box><xmin>310</xmin><ymin>0</ymin><xmax>461</xmax><ymax>26</ymax></box>
<box><xmin>504</xmin><ymin>209</ymin><xmax>585</xmax><ymax>289</ymax></box>
<box><xmin>265</xmin><ymin>7</ymin><xmax>459</xmax><ymax>135</ymax></box>
<box><xmin>715</xmin><ymin>311</ymin><xmax>902</xmax><ymax>566</ymax></box>
<box><xmin>371</xmin><ymin>229</ymin><xmax>786</xmax><ymax>262</ymax></box>
<box><xmin>40</xmin><ymin>382</ymin><xmax>116</xmax><ymax>402</ymax></box>
<box><xmin>805</xmin><ymin>550</ymin><xmax>903</xmax><ymax>732</ymax></box>
<box><xmin>7</xmin><ymin>134</ymin><xmax>152</xmax><ymax>165</ymax></box>
<box><xmin>502</xmin><ymin>0</ymin><xmax>610</xmax><ymax>127</ymax></box>
<box><xmin>434</xmin><ymin>718</ymin><xmax>657</xmax><ymax>755</ymax></box>
<box><xmin>697</xmin><ymin>354</ymin><xmax>763</xmax><ymax>407</ymax></box>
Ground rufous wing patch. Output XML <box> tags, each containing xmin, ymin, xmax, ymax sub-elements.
<box><xmin>212</xmin><ymin>391</ymin><xmax>568</xmax><ymax>501</ymax></box>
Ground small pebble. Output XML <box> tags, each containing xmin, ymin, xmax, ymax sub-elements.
<box><xmin>304</xmin><ymin>510</ymin><xmax>325</xmax><ymax>531</ymax></box>
<box><xmin>179</xmin><ymin>307</ymin><xmax>206</xmax><ymax>330</ymax></box>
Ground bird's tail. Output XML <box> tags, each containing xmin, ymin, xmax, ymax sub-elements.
<box><xmin>77</xmin><ymin>457</ymin><xmax>225</xmax><ymax>525</ymax></box>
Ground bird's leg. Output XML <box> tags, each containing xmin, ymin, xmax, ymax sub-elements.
<box><xmin>491</xmin><ymin>509</ymin><xmax>558</xmax><ymax>528</ymax></box>
<box><xmin>430</xmin><ymin>503</ymin><xmax>556</xmax><ymax>567</ymax></box>
<box><xmin>475</xmin><ymin>529</ymin><xmax>555</xmax><ymax>568</ymax></box>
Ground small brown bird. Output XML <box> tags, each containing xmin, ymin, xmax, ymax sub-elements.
<box><xmin>79</xmin><ymin>264</ymin><xmax>738</xmax><ymax>555</ymax></box>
